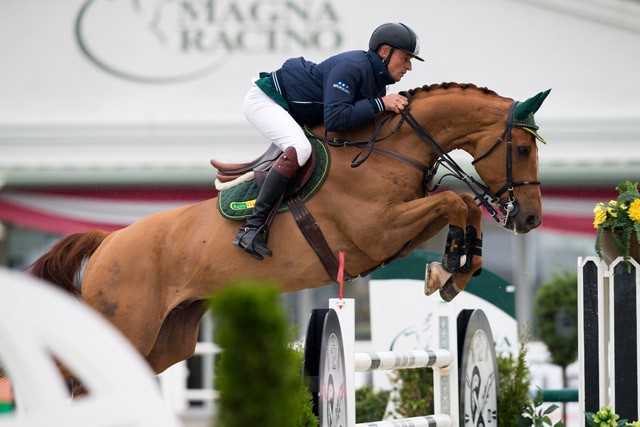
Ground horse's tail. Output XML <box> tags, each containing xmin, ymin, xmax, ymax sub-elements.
<box><xmin>28</xmin><ymin>229</ymin><xmax>111</xmax><ymax>298</ymax></box>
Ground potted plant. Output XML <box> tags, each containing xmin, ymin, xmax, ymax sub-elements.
<box><xmin>593</xmin><ymin>180</ymin><xmax>640</xmax><ymax>266</ymax></box>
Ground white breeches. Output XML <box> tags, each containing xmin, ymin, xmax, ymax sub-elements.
<box><xmin>243</xmin><ymin>84</ymin><xmax>312</xmax><ymax>166</ymax></box>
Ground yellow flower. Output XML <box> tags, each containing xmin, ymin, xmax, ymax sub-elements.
<box><xmin>594</xmin><ymin>203</ymin><xmax>608</xmax><ymax>229</ymax></box>
<box><xmin>607</xmin><ymin>200</ymin><xmax>618</xmax><ymax>218</ymax></box>
<box><xmin>629</xmin><ymin>199</ymin><xmax>640</xmax><ymax>223</ymax></box>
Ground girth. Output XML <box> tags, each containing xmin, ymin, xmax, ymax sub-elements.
<box><xmin>288</xmin><ymin>195</ymin><xmax>411</xmax><ymax>283</ymax></box>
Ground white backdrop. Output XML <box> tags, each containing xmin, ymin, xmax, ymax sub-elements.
<box><xmin>1</xmin><ymin>0</ymin><xmax>639</xmax><ymax>124</ymax></box>
<box><xmin>1</xmin><ymin>0</ymin><xmax>639</xmax><ymax>186</ymax></box>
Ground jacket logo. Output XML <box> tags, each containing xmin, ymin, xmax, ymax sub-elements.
<box><xmin>332</xmin><ymin>81</ymin><xmax>351</xmax><ymax>95</ymax></box>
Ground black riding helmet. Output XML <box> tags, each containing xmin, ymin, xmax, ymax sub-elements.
<box><xmin>369</xmin><ymin>23</ymin><xmax>424</xmax><ymax>63</ymax></box>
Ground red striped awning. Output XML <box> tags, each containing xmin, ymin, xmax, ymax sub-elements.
<box><xmin>0</xmin><ymin>186</ymin><xmax>615</xmax><ymax>236</ymax></box>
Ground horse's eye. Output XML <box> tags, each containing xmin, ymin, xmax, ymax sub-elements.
<box><xmin>516</xmin><ymin>146</ymin><xmax>530</xmax><ymax>157</ymax></box>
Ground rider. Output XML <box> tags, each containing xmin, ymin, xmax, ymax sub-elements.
<box><xmin>233</xmin><ymin>22</ymin><xmax>424</xmax><ymax>260</ymax></box>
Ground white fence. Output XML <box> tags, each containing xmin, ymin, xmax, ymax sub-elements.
<box><xmin>578</xmin><ymin>256</ymin><xmax>640</xmax><ymax>426</ymax></box>
<box><xmin>0</xmin><ymin>268</ymin><xmax>179</xmax><ymax>427</ymax></box>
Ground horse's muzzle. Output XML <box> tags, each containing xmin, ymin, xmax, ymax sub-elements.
<box><xmin>506</xmin><ymin>211</ymin><xmax>541</xmax><ymax>233</ymax></box>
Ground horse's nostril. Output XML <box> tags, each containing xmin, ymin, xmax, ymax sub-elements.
<box><xmin>526</xmin><ymin>215</ymin><xmax>541</xmax><ymax>228</ymax></box>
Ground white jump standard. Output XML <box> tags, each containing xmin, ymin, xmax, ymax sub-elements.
<box><xmin>578</xmin><ymin>256</ymin><xmax>640</xmax><ymax>426</ymax></box>
<box><xmin>303</xmin><ymin>297</ymin><xmax>499</xmax><ymax>427</ymax></box>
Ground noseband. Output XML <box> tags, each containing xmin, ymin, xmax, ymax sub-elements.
<box><xmin>399</xmin><ymin>96</ymin><xmax>541</xmax><ymax>227</ymax></box>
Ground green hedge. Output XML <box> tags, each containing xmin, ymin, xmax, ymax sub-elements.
<box><xmin>209</xmin><ymin>281</ymin><xmax>317</xmax><ymax>427</ymax></box>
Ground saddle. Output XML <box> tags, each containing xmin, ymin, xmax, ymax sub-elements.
<box><xmin>211</xmin><ymin>135</ymin><xmax>351</xmax><ymax>282</ymax></box>
<box><xmin>211</xmin><ymin>143</ymin><xmax>317</xmax><ymax>196</ymax></box>
<box><xmin>212</xmin><ymin>136</ymin><xmax>330</xmax><ymax>221</ymax></box>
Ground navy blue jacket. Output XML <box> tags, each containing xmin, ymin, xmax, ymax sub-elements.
<box><xmin>271</xmin><ymin>49</ymin><xmax>395</xmax><ymax>131</ymax></box>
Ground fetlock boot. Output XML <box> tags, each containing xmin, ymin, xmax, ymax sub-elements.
<box><xmin>233</xmin><ymin>147</ymin><xmax>301</xmax><ymax>260</ymax></box>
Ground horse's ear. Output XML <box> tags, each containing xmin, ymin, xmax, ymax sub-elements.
<box><xmin>514</xmin><ymin>89</ymin><xmax>552</xmax><ymax>121</ymax></box>
<box><xmin>513</xmin><ymin>89</ymin><xmax>551</xmax><ymax>143</ymax></box>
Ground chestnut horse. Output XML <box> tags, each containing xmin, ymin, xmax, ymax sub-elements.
<box><xmin>29</xmin><ymin>83</ymin><xmax>549</xmax><ymax>375</ymax></box>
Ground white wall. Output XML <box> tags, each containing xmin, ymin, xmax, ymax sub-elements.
<box><xmin>1</xmin><ymin>0</ymin><xmax>639</xmax><ymax>185</ymax></box>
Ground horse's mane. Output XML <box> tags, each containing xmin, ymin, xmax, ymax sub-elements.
<box><xmin>407</xmin><ymin>82</ymin><xmax>499</xmax><ymax>97</ymax></box>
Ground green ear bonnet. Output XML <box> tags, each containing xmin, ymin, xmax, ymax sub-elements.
<box><xmin>511</xmin><ymin>89</ymin><xmax>551</xmax><ymax>143</ymax></box>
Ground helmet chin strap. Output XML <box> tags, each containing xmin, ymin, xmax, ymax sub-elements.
<box><xmin>383</xmin><ymin>47</ymin><xmax>396</xmax><ymax>66</ymax></box>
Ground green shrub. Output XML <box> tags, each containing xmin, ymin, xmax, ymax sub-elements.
<box><xmin>291</xmin><ymin>342</ymin><xmax>319</xmax><ymax>427</ymax></box>
<box><xmin>498</xmin><ymin>327</ymin><xmax>532</xmax><ymax>427</ymax></box>
<box><xmin>390</xmin><ymin>367</ymin><xmax>434</xmax><ymax>418</ymax></box>
<box><xmin>355</xmin><ymin>385</ymin><xmax>390</xmax><ymax>423</ymax></box>
<box><xmin>534</xmin><ymin>272</ymin><xmax>578</xmax><ymax>369</ymax></box>
<box><xmin>209</xmin><ymin>281</ymin><xmax>317</xmax><ymax>427</ymax></box>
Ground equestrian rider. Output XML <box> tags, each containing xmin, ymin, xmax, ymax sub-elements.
<box><xmin>233</xmin><ymin>22</ymin><xmax>424</xmax><ymax>260</ymax></box>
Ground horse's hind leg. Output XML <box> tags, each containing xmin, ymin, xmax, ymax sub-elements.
<box><xmin>146</xmin><ymin>300</ymin><xmax>208</xmax><ymax>374</ymax></box>
<box><xmin>426</xmin><ymin>193</ymin><xmax>484</xmax><ymax>301</ymax></box>
<box><xmin>82</xmin><ymin>272</ymin><xmax>166</xmax><ymax>365</ymax></box>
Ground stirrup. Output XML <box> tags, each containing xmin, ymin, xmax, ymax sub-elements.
<box><xmin>233</xmin><ymin>225</ymin><xmax>272</xmax><ymax>261</ymax></box>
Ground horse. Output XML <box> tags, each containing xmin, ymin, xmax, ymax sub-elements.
<box><xmin>28</xmin><ymin>82</ymin><xmax>550</xmax><ymax>375</ymax></box>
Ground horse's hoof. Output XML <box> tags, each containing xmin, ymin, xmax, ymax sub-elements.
<box><xmin>424</xmin><ymin>262</ymin><xmax>451</xmax><ymax>296</ymax></box>
<box><xmin>439</xmin><ymin>278</ymin><xmax>461</xmax><ymax>302</ymax></box>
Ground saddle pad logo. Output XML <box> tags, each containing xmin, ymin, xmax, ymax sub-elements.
<box><xmin>217</xmin><ymin>135</ymin><xmax>330</xmax><ymax>221</ymax></box>
<box><xmin>332</xmin><ymin>81</ymin><xmax>351</xmax><ymax>95</ymax></box>
<box><xmin>230</xmin><ymin>200</ymin><xmax>256</xmax><ymax>210</ymax></box>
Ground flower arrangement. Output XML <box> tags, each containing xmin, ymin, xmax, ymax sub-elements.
<box><xmin>593</xmin><ymin>180</ymin><xmax>640</xmax><ymax>266</ymax></box>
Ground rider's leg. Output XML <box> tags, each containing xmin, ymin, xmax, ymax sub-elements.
<box><xmin>233</xmin><ymin>147</ymin><xmax>300</xmax><ymax>259</ymax></box>
<box><xmin>242</xmin><ymin>85</ymin><xmax>312</xmax><ymax>166</ymax></box>
<box><xmin>232</xmin><ymin>85</ymin><xmax>310</xmax><ymax>259</ymax></box>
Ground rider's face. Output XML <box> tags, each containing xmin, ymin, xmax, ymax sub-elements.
<box><xmin>381</xmin><ymin>47</ymin><xmax>414</xmax><ymax>82</ymax></box>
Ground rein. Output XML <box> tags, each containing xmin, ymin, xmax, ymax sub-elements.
<box><xmin>322</xmin><ymin>115</ymin><xmax>424</xmax><ymax>173</ymax></box>
<box><xmin>399</xmin><ymin>97</ymin><xmax>541</xmax><ymax>226</ymax></box>
<box><xmin>321</xmin><ymin>93</ymin><xmax>541</xmax><ymax>227</ymax></box>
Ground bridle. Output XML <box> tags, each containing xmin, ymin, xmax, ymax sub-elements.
<box><xmin>323</xmin><ymin>94</ymin><xmax>541</xmax><ymax>227</ymax></box>
<box><xmin>400</xmin><ymin>97</ymin><xmax>541</xmax><ymax>227</ymax></box>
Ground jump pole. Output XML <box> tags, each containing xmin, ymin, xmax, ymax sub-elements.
<box><xmin>329</xmin><ymin>298</ymin><xmax>460</xmax><ymax>427</ymax></box>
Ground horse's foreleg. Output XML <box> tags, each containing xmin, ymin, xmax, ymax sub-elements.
<box><xmin>357</xmin><ymin>190</ymin><xmax>470</xmax><ymax>262</ymax></box>
<box><xmin>352</xmin><ymin>191</ymin><xmax>482</xmax><ymax>301</ymax></box>
<box><xmin>427</xmin><ymin>193</ymin><xmax>484</xmax><ymax>301</ymax></box>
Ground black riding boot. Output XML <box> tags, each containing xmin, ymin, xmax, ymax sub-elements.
<box><xmin>233</xmin><ymin>147</ymin><xmax>301</xmax><ymax>260</ymax></box>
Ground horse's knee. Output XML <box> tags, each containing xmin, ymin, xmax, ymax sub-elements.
<box><xmin>440</xmin><ymin>192</ymin><xmax>469</xmax><ymax>223</ymax></box>
<box><xmin>459</xmin><ymin>193</ymin><xmax>483</xmax><ymax>223</ymax></box>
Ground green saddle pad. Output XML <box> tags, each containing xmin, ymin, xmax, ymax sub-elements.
<box><xmin>217</xmin><ymin>136</ymin><xmax>330</xmax><ymax>220</ymax></box>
